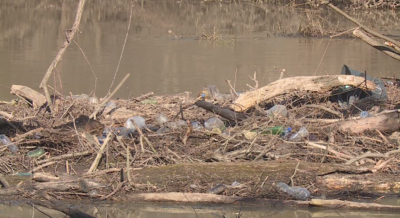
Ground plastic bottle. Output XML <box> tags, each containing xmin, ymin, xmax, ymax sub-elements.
<box><xmin>155</xmin><ymin>113</ymin><xmax>169</xmax><ymax>126</ymax></box>
<box><xmin>276</xmin><ymin>182</ymin><xmax>310</xmax><ymax>200</ymax></box>
<box><xmin>103</xmin><ymin>101</ymin><xmax>117</xmax><ymax>115</ymax></box>
<box><xmin>27</xmin><ymin>148</ymin><xmax>45</xmax><ymax>158</ymax></box>
<box><xmin>261</xmin><ymin>125</ymin><xmax>285</xmax><ymax>135</ymax></box>
<box><xmin>191</xmin><ymin>121</ymin><xmax>203</xmax><ymax>130</ymax></box>
<box><xmin>207</xmin><ymin>184</ymin><xmax>226</xmax><ymax>195</ymax></box>
<box><xmin>204</xmin><ymin>117</ymin><xmax>226</xmax><ymax>131</ymax></box>
<box><xmin>166</xmin><ymin>120</ymin><xmax>188</xmax><ymax>131</ymax></box>
<box><xmin>281</xmin><ymin>127</ymin><xmax>292</xmax><ymax>139</ymax></box>
<box><xmin>0</xmin><ymin>134</ymin><xmax>18</xmax><ymax>153</ymax></box>
<box><xmin>89</xmin><ymin>97</ymin><xmax>98</xmax><ymax>104</ymax></box>
<box><xmin>267</xmin><ymin>105</ymin><xmax>288</xmax><ymax>117</ymax></box>
<box><xmin>103</xmin><ymin>126</ymin><xmax>134</xmax><ymax>137</ymax></box>
<box><xmin>360</xmin><ymin>111</ymin><xmax>372</xmax><ymax>118</ymax></box>
<box><xmin>289</xmin><ymin>127</ymin><xmax>309</xmax><ymax>142</ymax></box>
<box><xmin>125</xmin><ymin>116</ymin><xmax>146</xmax><ymax>131</ymax></box>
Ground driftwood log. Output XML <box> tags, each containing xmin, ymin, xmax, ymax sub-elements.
<box><xmin>125</xmin><ymin>193</ymin><xmax>400</xmax><ymax>211</ymax></box>
<box><xmin>353</xmin><ymin>28</ymin><xmax>400</xmax><ymax>61</ymax></box>
<box><xmin>0</xmin><ymin>176</ymin><xmax>104</xmax><ymax>196</ymax></box>
<box><xmin>10</xmin><ymin>85</ymin><xmax>46</xmax><ymax>108</ymax></box>
<box><xmin>195</xmin><ymin>100</ymin><xmax>247</xmax><ymax>121</ymax></box>
<box><xmin>338</xmin><ymin>110</ymin><xmax>400</xmax><ymax>133</ymax></box>
<box><xmin>323</xmin><ymin>2</ymin><xmax>400</xmax><ymax>50</ymax></box>
<box><xmin>230</xmin><ymin>75</ymin><xmax>376</xmax><ymax>112</ymax></box>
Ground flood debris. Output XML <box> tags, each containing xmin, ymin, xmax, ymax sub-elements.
<box><xmin>0</xmin><ymin>69</ymin><xmax>400</xmax><ymax>211</ymax></box>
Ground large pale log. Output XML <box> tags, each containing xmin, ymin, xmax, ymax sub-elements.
<box><xmin>338</xmin><ymin>110</ymin><xmax>400</xmax><ymax>134</ymax></box>
<box><xmin>310</xmin><ymin>199</ymin><xmax>400</xmax><ymax>211</ymax></box>
<box><xmin>10</xmin><ymin>85</ymin><xmax>46</xmax><ymax>108</ymax></box>
<box><xmin>317</xmin><ymin>174</ymin><xmax>400</xmax><ymax>194</ymax></box>
<box><xmin>126</xmin><ymin>192</ymin><xmax>240</xmax><ymax>203</ymax></box>
<box><xmin>230</xmin><ymin>75</ymin><xmax>376</xmax><ymax>112</ymax></box>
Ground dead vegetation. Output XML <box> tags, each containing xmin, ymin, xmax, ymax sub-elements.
<box><xmin>0</xmin><ymin>75</ymin><xmax>399</xmax><ymax>207</ymax></box>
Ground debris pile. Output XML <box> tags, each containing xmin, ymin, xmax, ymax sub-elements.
<box><xmin>0</xmin><ymin>68</ymin><xmax>399</xmax><ymax>207</ymax></box>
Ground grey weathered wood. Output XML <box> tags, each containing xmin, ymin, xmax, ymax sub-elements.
<box><xmin>10</xmin><ymin>85</ymin><xmax>46</xmax><ymax>108</ymax></box>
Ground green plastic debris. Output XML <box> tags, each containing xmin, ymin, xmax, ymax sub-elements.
<box><xmin>16</xmin><ymin>172</ymin><xmax>32</xmax><ymax>176</ymax></box>
<box><xmin>27</xmin><ymin>148</ymin><xmax>45</xmax><ymax>158</ymax></box>
<box><xmin>261</xmin><ymin>125</ymin><xmax>285</xmax><ymax>135</ymax></box>
<box><xmin>141</xmin><ymin>99</ymin><xmax>157</xmax><ymax>105</ymax></box>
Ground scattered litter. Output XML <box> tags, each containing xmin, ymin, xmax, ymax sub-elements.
<box><xmin>208</xmin><ymin>184</ymin><xmax>226</xmax><ymax>194</ymax></box>
<box><xmin>276</xmin><ymin>182</ymin><xmax>311</xmax><ymax>200</ymax></box>
<box><xmin>0</xmin><ymin>134</ymin><xmax>18</xmax><ymax>153</ymax></box>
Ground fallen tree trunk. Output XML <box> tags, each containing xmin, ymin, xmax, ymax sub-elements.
<box><xmin>230</xmin><ymin>75</ymin><xmax>376</xmax><ymax>112</ymax></box>
<box><xmin>317</xmin><ymin>173</ymin><xmax>400</xmax><ymax>194</ymax></box>
<box><xmin>353</xmin><ymin>28</ymin><xmax>400</xmax><ymax>61</ymax></box>
<box><xmin>310</xmin><ymin>199</ymin><xmax>400</xmax><ymax>211</ymax></box>
<box><xmin>323</xmin><ymin>2</ymin><xmax>400</xmax><ymax>49</ymax></box>
<box><xmin>195</xmin><ymin>100</ymin><xmax>247</xmax><ymax>121</ymax></box>
<box><xmin>338</xmin><ymin>110</ymin><xmax>400</xmax><ymax>133</ymax></box>
<box><xmin>125</xmin><ymin>192</ymin><xmax>400</xmax><ymax>211</ymax></box>
<box><xmin>126</xmin><ymin>192</ymin><xmax>240</xmax><ymax>203</ymax></box>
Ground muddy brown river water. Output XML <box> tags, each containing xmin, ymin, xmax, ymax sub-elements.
<box><xmin>0</xmin><ymin>0</ymin><xmax>399</xmax><ymax>101</ymax></box>
<box><xmin>1</xmin><ymin>0</ymin><xmax>400</xmax><ymax>217</ymax></box>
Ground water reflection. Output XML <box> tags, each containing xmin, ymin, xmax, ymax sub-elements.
<box><xmin>0</xmin><ymin>0</ymin><xmax>399</xmax><ymax>101</ymax></box>
<box><xmin>1</xmin><ymin>202</ymin><xmax>400</xmax><ymax>218</ymax></box>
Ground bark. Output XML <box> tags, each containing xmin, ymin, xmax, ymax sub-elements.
<box><xmin>230</xmin><ymin>75</ymin><xmax>376</xmax><ymax>112</ymax></box>
<box><xmin>338</xmin><ymin>110</ymin><xmax>400</xmax><ymax>133</ymax></box>
<box><xmin>195</xmin><ymin>100</ymin><xmax>247</xmax><ymax>121</ymax></box>
<box><xmin>10</xmin><ymin>85</ymin><xmax>46</xmax><ymax>108</ymax></box>
<box><xmin>324</xmin><ymin>2</ymin><xmax>400</xmax><ymax>49</ymax></box>
<box><xmin>353</xmin><ymin>28</ymin><xmax>400</xmax><ymax>61</ymax></box>
<box><xmin>310</xmin><ymin>199</ymin><xmax>400</xmax><ymax>211</ymax></box>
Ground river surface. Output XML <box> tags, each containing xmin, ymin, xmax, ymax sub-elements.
<box><xmin>1</xmin><ymin>200</ymin><xmax>400</xmax><ymax>218</ymax></box>
<box><xmin>1</xmin><ymin>0</ymin><xmax>400</xmax><ymax>217</ymax></box>
<box><xmin>0</xmin><ymin>0</ymin><xmax>399</xmax><ymax>101</ymax></box>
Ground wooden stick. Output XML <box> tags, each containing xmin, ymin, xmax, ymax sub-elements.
<box><xmin>86</xmin><ymin>132</ymin><xmax>113</xmax><ymax>173</ymax></box>
<box><xmin>225</xmin><ymin>79</ymin><xmax>239</xmax><ymax>98</ymax></box>
<box><xmin>372</xmin><ymin>158</ymin><xmax>394</xmax><ymax>173</ymax></box>
<box><xmin>0</xmin><ymin>111</ymin><xmax>13</xmax><ymax>119</ymax></box>
<box><xmin>306</xmin><ymin>141</ymin><xmax>353</xmax><ymax>160</ymax></box>
<box><xmin>126</xmin><ymin>143</ymin><xmax>131</xmax><ymax>183</ymax></box>
<box><xmin>38</xmin><ymin>151</ymin><xmax>93</xmax><ymax>164</ymax></box>
<box><xmin>0</xmin><ymin>174</ymin><xmax>10</xmax><ymax>188</ymax></box>
<box><xmin>100</xmin><ymin>181</ymin><xmax>127</xmax><ymax>200</ymax></box>
<box><xmin>90</xmin><ymin>73</ymin><xmax>130</xmax><ymax>119</ymax></box>
<box><xmin>39</xmin><ymin>0</ymin><xmax>87</xmax><ymax>111</ymax></box>
<box><xmin>345</xmin><ymin>149</ymin><xmax>400</xmax><ymax>165</ymax></box>
<box><xmin>30</xmin><ymin>161</ymin><xmax>56</xmax><ymax>173</ymax></box>
<box><xmin>290</xmin><ymin>161</ymin><xmax>300</xmax><ymax>186</ymax></box>
<box><xmin>13</xmin><ymin>128</ymin><xmax>43</xmax><ymax>142</ymax></box>
<box><xmin>304</xmin><ymin>104</ymin><xmax>341</xmax><ymax>117</ymax></box>
<box><xmin>131</xmin><ymin>121</ymin><xmax>158</xmax><ymax>154</ymax></box>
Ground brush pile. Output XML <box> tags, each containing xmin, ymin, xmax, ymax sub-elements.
<box><xmin>0</xmin><ymin>74</ymin><xmax>399</xmax><ymax>204</ymax></box>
